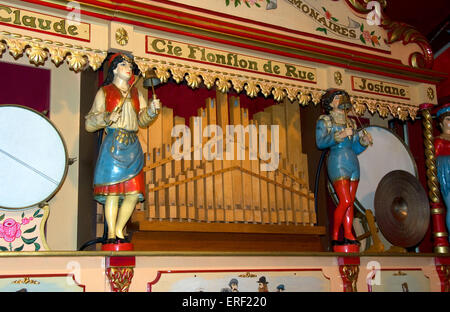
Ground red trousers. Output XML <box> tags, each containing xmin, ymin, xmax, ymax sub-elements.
<box><xmin>332</xmin><ymin>179</ymin><xmax>359</xmax><ymax>241</ymax></box>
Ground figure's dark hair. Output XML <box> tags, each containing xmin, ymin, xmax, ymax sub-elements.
<box><xmin>320</xmin><ymin>88</ymin><xmax>349</xmax><ymax>114</ymax></box>
<box><xmin>437</xmin><ymin>111</ymin><xmax>450</xmax><ymax>132</ymax></box>
<box><xmin>102</xmin><ymin>52</ymin><xmax>139</xmax><ymax>86</ymax></box>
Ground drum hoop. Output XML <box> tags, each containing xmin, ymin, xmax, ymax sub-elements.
<box><xmin>0</xmin><ymin>104</ymin><xmax>69</xmax><ymax>210</ymax></box>
<box><xmin>327</xmin><ymin>125</ymin><xmax>418</xmax><ymax>216</ymax></box>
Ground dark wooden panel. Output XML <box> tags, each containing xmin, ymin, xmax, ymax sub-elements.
<box><xmin>130</xmin><ymin>231</ymin><xmax>323</xmax><ymax>252</ymax></box>
<box><xmin>77</xmin><ymin>68</ymin><xmax>100</xmax><ymax>251</ymax></box>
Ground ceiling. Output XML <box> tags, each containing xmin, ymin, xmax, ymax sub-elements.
<box><xmin>383</xmin><ymin>0</ymin><xmax>449</xmax><ymax>54</ymax></box>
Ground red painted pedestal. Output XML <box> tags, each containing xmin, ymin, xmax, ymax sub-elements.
<box><xmin>333</xmin><ymin>244</ymin><xmax>359</xmax><ymax>253</ymax></box>
<box><xmin>435</xmin><ymin>257</ymin><xmax>450</xmax><ymax>292</ymax></box>
<box><xmin>102</xmin><ymin>242</ymin><xmax>134</xmax><ymax>251</ymax></box>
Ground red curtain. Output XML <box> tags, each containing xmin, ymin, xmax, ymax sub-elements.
<box><xmin>149</xmin><ymin>81</ymin><xmax>276</xmax><ymax>124</ymax></box>
<box><xmin>0</xmin><ymin>62</ymin><xmax>50</xmax><ymax>116</ymax></box>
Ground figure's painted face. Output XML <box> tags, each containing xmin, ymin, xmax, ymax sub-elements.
<box><xmin>114</xmin><ymin>60</ymin><xmax>133</xmax><ymax>81</ymax></box>
<box><xmin>330</xmin><ymin>94</ymin><xmax>341</xmax><ymax>111</ymax></box>
<box><xmin>441</xmin><ymin>116</ymin><xmax>450</xmax><ymax>133</ymax></box>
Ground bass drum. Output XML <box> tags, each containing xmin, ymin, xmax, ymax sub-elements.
<box><xmin>0</xmin><ymin>105</ymin><xmax>68</xmax><ymax>209</ymax></box>
<box><xmin>328</xmin><ymin>126</ymin><xmax>418</xmax><ymax>251</ymax></box>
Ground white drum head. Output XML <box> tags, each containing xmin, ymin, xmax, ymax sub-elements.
<box><xmin>0</xmin><ymin>105</ymin><xmax>68</xmax><ymax>209</ymax></box>
<box><xmin>356</xmin><ymin>126</ymin><xmax>417</xmax><ymax>213</ymax></box>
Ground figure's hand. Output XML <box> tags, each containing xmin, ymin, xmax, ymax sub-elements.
<box><xmin>336</xmin><ymin>127</ymin><xmax>353</xmax><ymax>140</ymax></box>
<box><xmin>361</xmin><ymin>131</ymin><xmax>373</xmax><ymax>146</ymax></box>
<box><xmin>105</xmin><ymin>111</ymin><xmax>120</xmax><ymax>125</ymax></box>
<box><xmin>148</xmin><ymin>98</ymin><xmax>161</xmax><ymax>116</ymax></box>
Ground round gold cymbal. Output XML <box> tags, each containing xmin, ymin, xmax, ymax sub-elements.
<box><xmin>374</xmin><ymin>170</ymin><xmax>430</xmax><ymax>248</ymax></box>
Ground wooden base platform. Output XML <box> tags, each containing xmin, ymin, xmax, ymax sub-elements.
<box><xmin>129</xmin><ymin>211</ymin><xmax>326</xmax><ymax>252</ymax></box>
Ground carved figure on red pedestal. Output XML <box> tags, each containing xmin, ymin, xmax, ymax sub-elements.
<box><xmin>316</xmin><ymin>89</ymin><xmax>372</xmax><ymax>252</ymax></box>
<box><xmin>85</xmin><ymin>53</ymin><xmax>160</xmax><ymax>245</ymax></box>
<box><xmin>435</xmin><ymin>103</ymin><xmax>450</xmax><ymax>242</ymax></box>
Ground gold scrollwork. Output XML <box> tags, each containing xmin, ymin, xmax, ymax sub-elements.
<box><xmin>0</xmin><ymin>32</ymin><xmax>106</xmax><ymax>72</ymax></box>
<box><xmin>408</xmin><ymin>107</ymin><xmax>418</xmax><ymax>120</ymax></box>
<box><xmin>155</xmin><ymin>65</ymin><xmax>171</xmax><ymax>83</ymax></box>
<box><xmin>106</xmin><ymin>267</ymin><xmax>134</xmax><ymax>292</ymax></box>
<box><xmin>13</xmin><ymin>277</ymin><xmax>40</xmax><ymax>285</ymax></box>
<box><xmin>66</xmin><ymin>51</ymin><xmax>87</xmax><ymax>72</ymax></box>
<box><xmin>0</xmin><ymin>40</ymin><xmax>6</xmax><ymax>56</ymax></box>
<box><xmin>244</xmin><ymin>80</ymin><xmax>260</xmax><ymax>98</ymax></box>
<box><xmin>377</xmin><ymin>103</ymin><xmax>389</xmax><ymax>118</ymax></box>
<box><xmin>5</xmin><ymin>38</ymin><xmax>27</xmax><ymax>58</ymax></box>
<box><xmin>427</xmin><ymin>87</ymin><xmax>435</xmax><ymax>101</ymax></box>
<box><xmin>397</xmin><ymin>107</ymin><xmax>409</xmax><ymax>121</ymax></box>
<box><xmin>272</xmin><ymin>87</ymin><xmax>286</xmax><ymax>102</ymax></box>
<box><xmin>285</xmin><ymin>87</ymin><xmax>300</xmax><ymax>102</ymax></box>
<box><xmin>48</xmin><ymin>46</ymin><xmax>68</xmax><ymax>66</ymax></box>
<box><xmin>115</xmin><ymin>28</ymin><xmax>129</xmax><ymax>46</ymax></box>
<box><xmin>297</xmin><ymin>91</ymin><xmax>311</xmax><ymax>106</ymax></box>
<box><xmin>238</xmin><ymin>272</ymin><xmax>257</xmax><ymax>278</ymax></box>
<box><xmin>201</xmin><ymin>72</ymin><xmax>217</xmax><ymax>89</ymax></box>
<box><xmin>352</xmin><ymin>100</ymin><xmax>366</xmax><ymax>116</ymax></box>
<box><xmin>86</xmin><ymin>53</ymin><xmax>105</xmax><ymax>71</ymax></box>
<box><xmin>310</xmin><ymin>90</ymin><xmax>323</xmax><ymax>105</ymax></box>
<box><xmin>170</xmin><ymin>67</ymin><xmax>186</xmax><ymax>83</ymax></box>
<box><xmin>216</xmin><ymin>76</ymin><xmax>231</xmax><ymax>93</ymax></box>
<box><xmin>185</xmin><ymin>71</ymin><xmax>202</xmax><ymax>89</ymax></box>
<box><xmin>230</xmin><ymin>77</ymin><xmax>245</xmax><ymax>93</ymax></box>
<box><xmin>341</xmin><ymin>264</ymin><xmax>359</xmax><ymax>292</ymax></box>
<box><xmin>382</xmin><ymin>17</ymin><xmax>433</xmax><ymax>69</ymax></box>
<box><xmin>334</xmin><ymin>71</ymin><xmax>343</xmax><ymax>86</ymax></box>
<box><xmin>259</xmin><ymin>83</ymin><xmax>272</xmax><ymax>98</ymax></box>
<box><xmin>26</xmin><ymin>43</ymin><xmax>48</xmax><ymax>65</ymax></box>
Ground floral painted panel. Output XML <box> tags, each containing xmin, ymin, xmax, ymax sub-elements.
<box><xmin>149</xmin><ymin>269</ymin><xmax>330</xmax><ymax>292</ymax></box>
<box><xmin>0</xmin><ymin>206</ymin><xmax>49</xmax><ymax>251</ymax></box>
<box><xmin>0</xmin><ymin>274</ymin><xmax>84</xmax><ymax>292</ymax></box>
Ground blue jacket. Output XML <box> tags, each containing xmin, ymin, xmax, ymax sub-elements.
<box><xmin>316</xmin><ymin>115</ymin><xmax>368</xmax><ymax>182</ymax></box>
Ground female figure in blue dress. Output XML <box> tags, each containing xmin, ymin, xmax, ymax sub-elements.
<box><xmin>85</xmin><ymin>53</ymin><xmax>160</xmax><ymax>243</ymax></box>
<box><xmin>316</xmin><ymin>89</ymin><xmax>372</xmax><ymax>248</ymax></box>
<box><xmin>434</xmin><ymin>103</ymin><xmax>450</xmax><ymax>242</ymax></box>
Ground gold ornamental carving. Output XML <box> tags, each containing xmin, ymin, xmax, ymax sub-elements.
<box><xmin>216</xmin><ymin>76</ymin><xmax>232</xmax><ymax>93</ymax></box>
<box><xmin>244</xmin><ymin>80</ymin><xmax>260</xmax><ymax>98</ymax></box>
<box><xmin>340</xmin><ymin>264</ymin><xmax>359</xmax><ymax>292</ymax></box>
<box><xmin>427</xmin><ymin>87</ymin><xmax>435</xmax><ymax>101</ymax></box>
<box><xmin>106</xmin><ymin>267</ymin><xmax>134</xmax><ymax>292</ymax></box>
<box><xmin>13</xmin><ymin>277</ymin><xmax>40</xmax><ymax>285</ymax></box>
<box><xmin>0</xmin><ymin>31</ymin><xmax>106</xmax><ymax>72</ymax></box>
<box><xmin>259</xmin><ymin>83</ymin><xmax>272</xmax><ymax>98</ymax></box>
<box><xmin>230</xmin><ymin>77</ymin><xmax>245</xmax><ymax>93</ymax></box>
<box><xmin>130</xmin><ymin>57</ymin><xmax>419</xmax><ymax>120</ymax></box>
<box><xmin>185</xmin><ymin>71</ymin><xmax>202</xmax><ymax>89</ymax></box>
<box><xmin>334</xmin><ymin>71</ymin><xmax>343</xmax><ymax>86</ymax></box>
<box><xmin>201</xmin><ymin>72</ymin><xmax>217</xmax><ymax>89</ymax></box>
<box><xmin>115</xmin><ymin>28</ymin><xmax>129</xmax><ymax>46</ymax></box>
<box><xmin>421</xmin><ymin>108</ymin><xmax>440</xmax><ymax>204</ymax></box>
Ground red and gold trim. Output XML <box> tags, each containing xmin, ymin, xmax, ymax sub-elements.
<box><xmin>105</xmin><ymin>256</ymin><xmax>136</xmax><ymax>292</ymax></box>
<box><xmin>419</xmin><ymin>104</ymin><xmax>450</xmax><ymax>254</ymax></box>
<box><xmin>18</xmin><ymin>0</ymin><xmax>446</xmax><ymax>83</ymax></box>
<box><xmin>338</xmin><ymin>257</ymin><xmax>360</xmax><ymax>292</ymax></box>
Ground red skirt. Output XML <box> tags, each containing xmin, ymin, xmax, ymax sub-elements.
<box><xmin>94</xmin><ymin>171</ymin><xmax>145</xmax><ymax>197</ymax></box>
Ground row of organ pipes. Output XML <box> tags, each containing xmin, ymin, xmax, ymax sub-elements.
<box><xmin>137</xmin><ymin>90</ymin><xmax>316</xmax><ymax>226</ymax></box>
